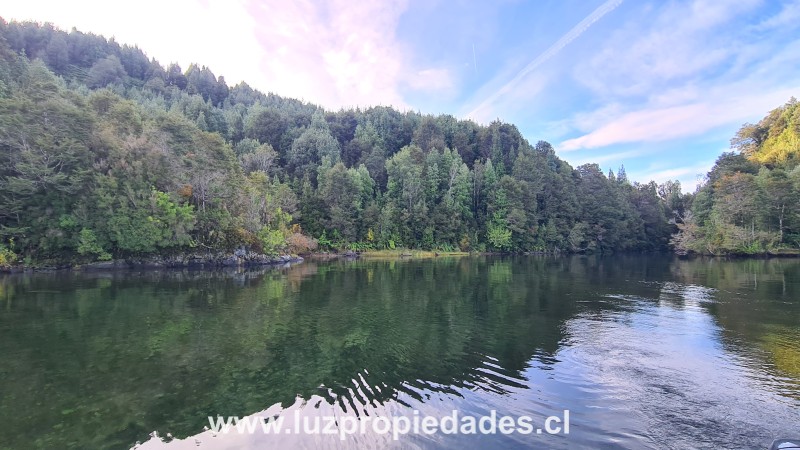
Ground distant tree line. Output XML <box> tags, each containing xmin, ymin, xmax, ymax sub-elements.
<box><xmin>672</xmin><ymin>98</ymin><xmax>800</xmax><ymax>255</ymax></box>
<box><xmin>0</xmin><ymin>20</ymin><xmax>708</xmax><ymax>265</ymax></box>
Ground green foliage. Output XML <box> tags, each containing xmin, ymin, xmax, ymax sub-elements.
<box><xmin>0</xmin><ymin>244</ymin><xmax>16</xmax><ymax>268</ymax></box>
<box><xmin>257</xmin><ymin>227</ymin><xmax>286</xmax><ymax>256</ymax></box>
<box><xmin>256</xmin><ymin>206</ymin><xmax>292</xmax><ymax>256</ymax></box>
<box><xmin>347</xmin><ymin>241</ymin><xmax>374</xmax><ymax>251</ymax></box>
<box><xmin>487</xmin><ymin>213</ymin><xmax>513</xmax><ymax>251</ymax></box>
<box><xmin>77</xmin><ymin>229</ymin><xmax>111</xmax><ymax>261</ymax></box>
<box><xmin>736</xmin><ymin>98</ymin><xmax>800</xmax><ymax>165</ymax></box>
<box><xmin>151</xmin><ymin>189</ymin><xmax>196</xmax><ymax>247</ymax></box>
<box><xmin>317</xmin><ymin>231</ymin><xmax>332</xmax><ymax>250</ymax></box>
<box><xmin>0</xmin><ymin>21</ymin><xmax>690</xmax><ymax>260</ymax></box>
<box><xmin>436</xmin><ymin>242</ymin><xmax>456</xmax><ymax>252</ymax></box>
<box><xmin>673</xmin><ymin>99</ymin><xmax>800</xmax><ymax>255</ymax></box>
<box><xmin>459</xmin><ymin>234</ymin><xmax>471</xmax><ymax>252</ymax></box>
<box><xmin>86</xmin><ymin>55</ymin><xmax>126</xmax><ymax>88</ymax></box>
<box><xmin>101</xmin><ymin>189</ymin><xmax>196</xmax><ymax>254</ymax></box>
<box><xmin>287</xmin><ymin>111</ymin><xmax>340</xmax><ymax>180</ymax></box>
<box><xmin>244</xmin><ymin>107</ymin><xmax>287</xmax><ymax>149</ymax></box>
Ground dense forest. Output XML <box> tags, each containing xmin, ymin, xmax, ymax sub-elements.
<box><xmin>0</xmin><ymin>20</ymin><xmax>795</xmax><ymax>266</ymax></box>
<box><xmin>672</xmin><ymin>99</ymin><xmax>800</xmax><ymax>255</ymax></box>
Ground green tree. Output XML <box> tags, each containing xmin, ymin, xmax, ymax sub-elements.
<box><xmin>486</xmin><ymin>212</ymin><xmax>512</xmax><ymax>251</ymax></box>
<box><xmin>287</xmin><ymin>111</ymin><xmax>340</xmax><ymax>181</ymax></box>
<box><xmin>86</xmin><ymin>55</ymin><xmax>126</xmax><ymax>88</ymax></box>
<box><xmin>77</xmin><ymin>228</ymin><xmax>111</xmax><ymax>260</ymax></box>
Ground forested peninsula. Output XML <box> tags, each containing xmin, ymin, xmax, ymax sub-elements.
<box><xmin>0</xmin><ymin>20</ymin><xmax>798</xmax><ymax>268</ymax></box>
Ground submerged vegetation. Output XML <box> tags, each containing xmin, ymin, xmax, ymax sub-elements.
<box><xmin>0</xmin><ymin>19</ymin><xmax>796</xmax><ymax>263</ymax></box>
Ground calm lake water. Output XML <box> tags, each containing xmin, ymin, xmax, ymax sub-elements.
<box><xmin>1</xmin><ymin>256</ymin><xmax>798</xmax><ymax>449</ymax></box>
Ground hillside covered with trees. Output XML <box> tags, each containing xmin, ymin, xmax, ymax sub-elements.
<box><xmin>672</xmin><ymin>99</ymin><xmax>800</xmax><ymax>255</ymax></box>
<box><xmin>1</xmin><ymin>19</ymin><xmax>776</xmax><ymax>266</ymax></box>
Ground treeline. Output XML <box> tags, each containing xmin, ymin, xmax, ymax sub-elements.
<box><xmin>672</xmin><ymin>99</ymin><xmax>800</xmax><ymax>255</ymax></box>
<box><xmin>0</xmin><ymin>20</ymin><xmax>687</xmax><ymax>265</ymax></box>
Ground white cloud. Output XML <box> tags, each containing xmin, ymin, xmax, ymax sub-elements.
<box><xmin>3</xmin><ymin>0</ymin><xmax>264</xmax><ymax>88</ymax></box>
<box><xmin>243</xmin><ymin>0</ymin><xmax>455</xmax><ymax>109</ymax></box>
<box><xmin>630</xmin><ymin>161</ymin><xmax>716</xmax><ymax>193</ymax></box>
<box><xmin>406</xmin><ymin>68</ymin><xmax>454</xmax><ymax>92</ymax></box>
<box><xmin>574</xmin><ymin>0</ymin><xmax>762</xmax><ymax>99</ymax></box>
<box><xmin>565</xmin><ymin>103</ymin><xmax>627</xmax><ymax>133</ymax></box>
<box><xmin>754</xmin><ymin>0</ymin><xmax>800</xmax><ymax>31</ymax></box>
<box><xmin>246</xmin><ymin>0</ymin><xmax>415</xmax><ymax>109</ymax></box>
<box><xmin>4</xmin><ymin>0</ymin><xmax>456</xmax><ymax>110</ymax></box>
<box><xmin>563</xmin><ymin>150</ymin><xmax>713</xmax><ymax>191</ymax></box>
<box><xmin>558</xmin><ymin>0</ymin><xmax>800</xmax><ymax>152</ymax></box>
<box><xmin>637</xmin><ymin>164</ymin><xmax>709</xmax><ymax>181</ymax></box>
<box><xmin>559</xmin><ymin>87</ymin><xmax>799</xmax><ymax>151</ymax></box>
<box><xmin>569</xmin><ymin>149</ymin><xmax>651</xmax><ymax>167</ymax></box>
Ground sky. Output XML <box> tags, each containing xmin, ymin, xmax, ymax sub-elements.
<box><xmin>5</xmin><ymin>0</ymin><xmax>800</xmax><ymax>191</ymax></box>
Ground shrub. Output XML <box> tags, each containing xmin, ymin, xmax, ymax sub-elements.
<box><xmin>257</xmin><ymin>227</ymin><xmax>286</xmax><ymax>256</ymax></box>
<box><xmin>77</xmin><ymin>229</ymin><xmax>112</xmax><ymax>261</ymax></box>
<box><xmin>317</xmin><ymin>231</ymin><xmax>332</xmax><ymax>250</ymax></box>
<box><xmin>459</xmin><ymin>234</ymin><xmax>471</xmax><ymax>252</ymax></box>
<box><xmin>0</xmin><ymin>245</ymin><xmax>17</xmax><ymax>268</ymax></box>
<box><xmin>286</xmin><ymin>233</ymin><xmax>318</xmax><ymax>254</ymax></box>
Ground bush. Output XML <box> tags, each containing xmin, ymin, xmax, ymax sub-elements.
<box><xmin>77</xmin><ymin>229</ymin><xmax>112</xmax><ymax>261</ymax></box>
<box><xmin>286</xmin><ymin>233</ymin><xmax>318</xmax><ymax>254</ymax></box>
<box><xmin>317</xmin><ymin>231</ymin><xmax>332</xmax><ymax>250</ymax></box>
<box><xmin>459</xmin><ymin>234</ymin><xmax>471</xmax><ymax>252</ymax></box>
<box><xmin>257</xmin><ymin>227</ymin><xmax>286</xmax><ymax>256</ymax></box>
<box><xmin>436</xmin><ymin>243</ymin><xmax>456</xmax><ymax>252</ymax></box>
<box><xmin>0</xmin><ymin>245</ymin><xmax>17</xmax><ymax>268</ymax></box>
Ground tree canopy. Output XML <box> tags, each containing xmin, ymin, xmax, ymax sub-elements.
<box><xmin>672</xmin><ymin>99</ymin><xmax>800</xmax><ymax>255</ymax></box>
<box><xmin>0</xmin><ymin>19</ymin><xmax>714</xmax><ymax>264</ymax></box>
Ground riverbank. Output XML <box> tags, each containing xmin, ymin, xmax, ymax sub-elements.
<box><xmin>307</xmin><ymin>249</ymin><xmax>472</xmax><ymax>261</ymax></box>
<box><xmin>6</xmin><ymin>247</ymin><xmax>797</xmax><ymax>273</ymax></box>
<box><xmin>678</xmin><ymin>248</ymin><xmax>800</xmax><ymax>258</ymax></box>
<box><xmin>359</xmin><ymin>249</ymin><xmax>472</xmax><ymax>258</ymax></box>
<box><xmin>0</xmin><ymin>251</ymin><xmax>304</xmax><ymax>273</ymax></box>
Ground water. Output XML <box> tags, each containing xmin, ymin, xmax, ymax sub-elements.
<box><xmin>0</xmin><ymin>256</ymin><xmax>798</xmax><ymax>449</ymax></box>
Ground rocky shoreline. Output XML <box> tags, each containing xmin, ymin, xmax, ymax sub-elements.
<box><xmin>0</xmin><ymin>250</ymin><xmax>304</xmax><ymax>273</ymax></box>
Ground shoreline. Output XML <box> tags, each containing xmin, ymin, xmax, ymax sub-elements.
<box><xmin>3</xmin><ymin>249</ymin><xmax>799</xmax><ymax>274</ymax></box>
<box><xmin>307</xmin><ymin>250</ymin><xmax>473</xmax><ymax>260</ymax></box>
<box><xmin>0</xmin><ymin>251</ymin><xmax>305</xmax><ymax>274</ymax></box>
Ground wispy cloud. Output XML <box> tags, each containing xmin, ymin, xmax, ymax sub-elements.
<box><xmin>570</xmin><ymin>149</ymin><xmax>651</xmax><ymax>167</ymax></box>
<box><xmin>247</xmin><ymin>0</ymin><xmax>414</xmax><ymax>109</ymax></box>
<box><xmin>754</xmin><ymin>0</ymin><xmax>800</xmax><ymax>31</ymax></box>
<box><xmin>560</xmin><ymin>0</ymin><xmax>800</xmax><ymax>152</ymax></box>
<box><xmin>5</xmin><ymin>0</ymin><xmax>456</xmax><ymax>110</ymax></box>
<box><xmin>406</xmin><ymin>68</ymin><xmax>455</xmax><ymax>93</ymax></box>
<box><xmin>573</xmin><ymin>0</ymin><xmax>762</xmax><ymax>99</ymax></box>
<box><xmin>636</xmin><ymin>163</ymin><xmax>712</xmax><ymax>182</ymax></box>
<box><xmin>630</xmin><ymin>160</ymin><xmax>716</xmax><ymax>193</ymax></box>
<box><xmin>463</xmin><ymin>0</ymin><xmax>624</xmax><ymax>121</ymax></box>
<box><xmin>559</xmin><ymin>87</ymin><xmax>799</xmax><ymax>151</ymax></box>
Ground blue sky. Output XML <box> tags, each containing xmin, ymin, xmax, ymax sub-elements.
<box><xmin>6</xmin><ymin>0</ymin><xmax>800</xmax><ymax>191</ymax></box>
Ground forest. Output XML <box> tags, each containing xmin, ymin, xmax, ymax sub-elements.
<box><xmin>672</xmin><ymin>99</ymin><xmax>800</xmax><ymax>255</ymax></box>
<box><xmin>0</xmin><ymin>19</ymin><xmax>796</xmax><ymax>265</ymax></box>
